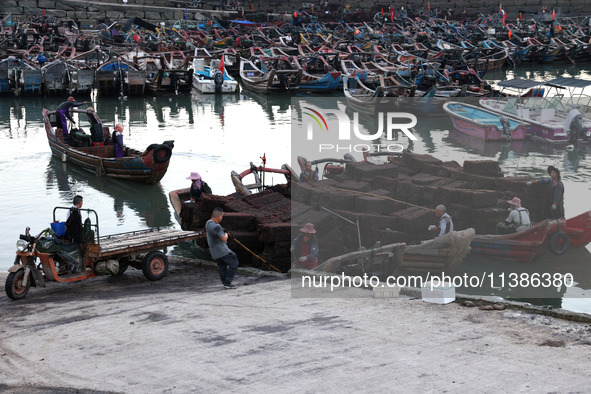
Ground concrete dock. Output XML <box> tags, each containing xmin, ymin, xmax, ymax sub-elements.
<box><xmin>1</xmin><ymin>258</ymin><xmax>590</xmax><ymax>392</ymax></box>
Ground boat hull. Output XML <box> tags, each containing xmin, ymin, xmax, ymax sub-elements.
<box><xmin>444</xmin><ymin>102</ymin><xmax>528</xmax><ymax>141</ymax></box>
<box><xmin>470</xmin><ymin>219</ymin><xmax>564</xmax><ymax>261</ymax></box>
<box><xmin>43</xmin><ymin>109</ymin><xmax>172</xmax><ymax>184</ymax></box>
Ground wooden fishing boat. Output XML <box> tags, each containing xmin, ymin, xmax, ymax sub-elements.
<box><xmin>470</xmin><ymin>218</ymin><xmax>565</xmax><ymax>261</ymax></box>
<box><xmin>565</xmin><ymin>210</ymin><xmax>591</xmax><ymax>248</ymax></box>
<box><xmin>42</xmin><ymin>108</ymin><xmax>173</xmax><ymax>184</ymax></box>
<box><xmin>314</xmin><ymin>242</ymin><xmax>406</xmax><ymax>280</ymax></box>
<box><xmin>443</xmin><ymin>101</ymin><xmax>529</xmax><ymax>141</ymax></box>
<box><xmin>0</xmin><ymin>56</ymin><xmax>42</xmax><ymax>95</ymax></box>
<box><xmin>169</xmin><ymin>158</ymin><xmax>294</xmax><ymax>272</ymax></box>
<box><xmin>95</xmin><ymin>58</ymin><xmax>146</xmax><ymax>96</ymax></box>
<box><xmin>291</xmin><ymin>55</ymin><xmax>341</xmax><ymax>92</ymax></box>
<box><xmin>398</xmin><ymin>228</ymin><xmax>476</xmax><ymax>273</ymax></box>
<box><xmin>239</xmin><ymin>56</ymin><xmax>302</xmax><ymax>94</ymax></box>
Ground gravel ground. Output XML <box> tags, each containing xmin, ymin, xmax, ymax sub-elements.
<box><xmin>1</xmin><ymin>257</ymin><xmax>591</xmax><ymax>393</ymax></box>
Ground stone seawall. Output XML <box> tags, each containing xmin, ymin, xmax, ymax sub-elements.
<box><xmin>0</xmin><ymin>0</ymin><xmax>588</xmax><ymax>28</ymax></box>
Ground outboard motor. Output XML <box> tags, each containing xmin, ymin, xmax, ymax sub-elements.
<box><xmin>499</xmin><ymin>115</ymin><xmax>512</xmax><ymax>141</ymax></box>
<box><xmin>566</xmin><ymin>109</ymin><xmax>586</xmax><ymax>144</ymax></box>
<box><xmin>213</xmin><ymin>70</ymin><xmax>224</xmax><ymax>93</ymax></box>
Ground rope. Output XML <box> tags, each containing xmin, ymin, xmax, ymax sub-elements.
<box><xmin>227</xmin><ymin>232</ymin><xmax>281</xmax><ymax>273</ymax></box>
<box><xmin>96</xmin><ymin>157</ymin><xmax>106</xmax><ymax>176</ymax></box>
<box><xmin>334</xmin><ymin>187</ymin><xmax>436</xmax><ymax>212</ymax></box>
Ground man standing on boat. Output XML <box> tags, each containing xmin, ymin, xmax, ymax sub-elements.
<box><xmin>430</xmin><ymin>205</ymin><xmax>453</xmax><ymax>238</ymax></box>
<box><xmin>527</xmin><ymin>165</ymin><xmax>565</xmax><ymax>219</ymax></box>
<box><xmin>206</xmin><ymin>208</ymin><xmax>239</xmax><ymax>289</ymax></box>
<box><xmin>56</xmin><ymin>96</ymin><xmax>87</xmax><ymax>140</ymax></box>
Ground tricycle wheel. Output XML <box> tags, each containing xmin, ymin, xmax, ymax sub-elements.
<box><xmin>142</xmin><ymin>251</ymin><xmax>168</xmax><ymax>281</ymax></box>
<box><xmin>5</xmin><ymin>269</ymin><xmax>30</xmax><ymax>300</ymax></box>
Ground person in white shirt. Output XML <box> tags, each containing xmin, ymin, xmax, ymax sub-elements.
<box><xmin>498</xmin><ymin>197</ymin><xmax>531</xmax><ymax>234</ymax></box>
<box><xmin>429</xmin><ymin>204</ymin><xmax>453</xmax><ymax>238</ymax></box>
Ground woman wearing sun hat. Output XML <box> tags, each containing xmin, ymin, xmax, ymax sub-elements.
<box><xmin>187</xmin><ymin>172</ymin><xmax>203</xmax><ymax>202</ymax></box>
<box><xmin>290</xmin><ymin>223</ymin><xmax>319</xmax><ymax>269</ymax></box>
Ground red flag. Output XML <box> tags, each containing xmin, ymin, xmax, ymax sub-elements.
<box><xmin>381</xmin><ymin>8</ymin><xmax>383</xmax><ymax>15</ymax></box>
<box><xmin>499</xmin><ymin>3</ymin><xmax>502</xmax><ymax>14</ymax></box>
<box><xmin>218</xmin><ymin>54</ymin><xmax>225</xmax><ymax>74</ymax></box>
<box><xmin>520</xmin><ymin>12</ymin><xmax>522</xmax><ymax>20</ymax></box>
<box><xmin>42</xmin><ymin>9</ymin><xmax>46</xmax><ymax>16</ymax></box>
<box><xmin>427</xmin><ymin>1</ymin><xmax>430</xmax><ymax>11</ymax></box>
<box><xmin>390</xmin><ymin>7</ymin><xmax>394</xmax><ymax>21</ymax></box>
<box><xmin>552</xmin><ymin>9</ymin><xmax>555</xmax><ymax>20</ymax></box>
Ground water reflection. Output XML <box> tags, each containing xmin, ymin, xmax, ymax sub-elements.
<box><xmin>446</xmin><ymin>129</ymin><xmax>528</xmax><ymax>157</ymax></box>
<box><xmin>46</xmin><ymin>157</ymin><xmax>173</xmax><ymax>228</ymax></box>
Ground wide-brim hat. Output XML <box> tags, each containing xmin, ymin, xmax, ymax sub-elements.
<box><xmin>547</xmin><ymin>165</ymin><xmax>560</xmax><ymax>177</ymax></box>
<box><xmin>507</xmin><ymin>197</ymin><xmax>521</xmax><ymax>207</ymax></box>
<box><xmin>300</xmin><ymin>223</ymin><xmax>316</xmax><ymax>234</ymax></box>
<box><xmin>186</xmin><ymin>172</ymin><xmax>201</xmax><ymax>180</ymax></box>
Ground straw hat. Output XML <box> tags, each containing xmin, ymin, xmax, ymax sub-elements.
<box><xmin>186</xmin><ymin>172</ymin><xmax>201</xmax><ymax>180</ymax></box>
<box><xmin>506</xmin><ymin>197</ymin><xmax>521</xmax><ymax>207</ymax></box>
<box><xmin>300</xmin><ymin>223</ymin><xmax>316</xmax><ymax>234</ymax></box>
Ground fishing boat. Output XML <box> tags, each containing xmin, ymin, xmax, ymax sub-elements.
<box><xmin>42</xmin><ymin>59</ymin><xmax>93</xmax><ymax>96</ymax></box>
<box><xmin>239</xmin><ymin>56</ymin><xmax>302</xmax><ymax>94</ymax></box>
<box><xmin>169</xmin><ymin>158</ymin><xmax>294</xmax><ymax>272</ymax></box>
<box><xmin>565</xmin><ymin>210</ymin><xmax>591</xmax><ymax>248</ymax></box>
<box><xmin>291</xmin><ymin>55</ymin><xmax>341</xmax><ymax>93</ymax></box>
<box><xmin>95</xmin><ymin>58</ymin><xmax>146</xmax><ymax>96</ymax></box>
<box><xmin>0</xmin><ymin>56</ymin><xmax>42</xmax><ymax>95</ymax></box>
<box><xmin>470</xmin><ymin>218</ymin><xmax>568</xmax><ymax>261</ymax></box>
<box><xmin>192</xmin><ymin>57</ymin><xmax>238</xmax><ymax>94</ymax></box>
<box><xmin>480</xmin><ymin>78</ymin><xmax>591</xmax><ymax>143</ymax></box>
<box><xmin>397</xmin><ymin>228</ymin><xmax>475</xmax><ymax>274</ymax></box>
<box><xmin>42</xmin><ymin>108</ymin><xmax>173</xmax><ymax>184</ymax></box>
<box><xmin>313</xmin><ymin>242</ymin><xmax>406</xmax><ymax>280</ymax></box>
<box><xmin>443</xmin><ymin>102</ymin><xmax>529</xmax><ymax>141</ymax></box>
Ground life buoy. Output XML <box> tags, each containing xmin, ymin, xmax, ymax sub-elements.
<box><xmin>548</xmin><ymin>230</ymin><xmax>569</xmax><ymax>255</ymax></box>
<box><xmin>152</xmin><ymin>144</ymin><xmax>172</xmax><ymax>163</ymax></box>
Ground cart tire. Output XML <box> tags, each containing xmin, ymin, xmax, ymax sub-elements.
<box><xmin>142</xmin><ymin>251</ymin><xmax>168</xmax><ymax>281</ymax></box>
<box><xmin>5</xmin><ymin>269</ymin><xmax>30</xmax><ymax>300</ymax></box>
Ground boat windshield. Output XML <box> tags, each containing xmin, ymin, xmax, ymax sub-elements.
<box><xmin>502</xmin><ymin>98</ymin><xmax>518</xmax><ymax>115</ymax></box>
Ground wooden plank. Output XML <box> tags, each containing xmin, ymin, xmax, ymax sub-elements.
<box><xmin>88</xmin><ymin>229</ymin><xmax>205</xmax><ymax>257</ymax></box>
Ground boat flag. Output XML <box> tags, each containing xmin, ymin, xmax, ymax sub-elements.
<box><xmin>552</xmin><ymin>9</ymin><xmax>555</xmax><ymax>20</ymax></box>
<box><xmin>381</xmin><ymin>8</ymin><xmax>383</xmax><ymax>16</ymax></box>
<box><xmin>218</xmin><ymin>54</ymin><xmax>225</xmax><ymax>74</ymax></box>
<box><xmin>428</xmin><ymin>1</ymin><xmax>430</xmax><ymax>11</ymax></box>
<box><xmin>499</xmin><ymin>3</ymin><xmax>502</xmax><ymax>14</ymax></box>
<box><xmin>390</xmin><ymin>7</ymin><xmax>394</xmax><ymax>21</ymax></box>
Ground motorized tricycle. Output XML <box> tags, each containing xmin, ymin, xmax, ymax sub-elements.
<box><xmin>5</xmin><ymin>207</ymin><xmax>202</xmax><ymax>300</ymax></box>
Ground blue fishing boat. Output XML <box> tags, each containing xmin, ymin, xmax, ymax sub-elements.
<box><xmin>0</xmin><ymin>57</ymin><xmax>42</xmax><ymax>95</ymax></box>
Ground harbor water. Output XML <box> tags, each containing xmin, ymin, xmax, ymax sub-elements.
<box><xmin>1</xmin><ymin>65</ymin><xmax>591</xmax><ymax>312</ymax></box>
